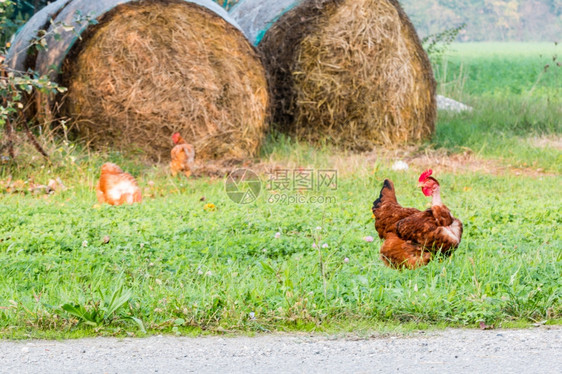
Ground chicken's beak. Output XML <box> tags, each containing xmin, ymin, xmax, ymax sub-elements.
<box><xmin>417</xmin><ymin>181</ymin><xmax>424</xmax><ymax>188</ymax></box>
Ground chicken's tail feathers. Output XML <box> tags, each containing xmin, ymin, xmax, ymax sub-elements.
<box><xmin>372</xmin><ymin>179</ymin><xmax>396</xmax><ymax>211</ymax></box>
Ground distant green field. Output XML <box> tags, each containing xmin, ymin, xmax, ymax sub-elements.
<box><xmin>436</xmin><ymin>42</ymin><xmax>561</xmax><ymax>98</ymax></box>
<box><xmin>432</xmin><ymin>42</ymin><xmax>561</xmax><ymax>173</ymax></box>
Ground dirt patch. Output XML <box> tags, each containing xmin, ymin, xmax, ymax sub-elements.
<box><xmin>189</xmin><ymin>146</ymin><xmax>558</xmax><ymax>179</ymax></box>
<box><xmin>402</xmin><ymin>150</ymin><xmax>555</xmax><ymax>177</ymax></box>
<box><xmin>531</xmin><ymin>136</ymin><xmax>562</xmax><ymax>150</ymax></box>
<box><xmin>363</xmin><ymin>146</ymin><xmax>558</xmax><ymax>177</ymax></box>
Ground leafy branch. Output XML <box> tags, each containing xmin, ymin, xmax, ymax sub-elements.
<box><xmin>0</xmin><ymin>1</ymin><xmax>94</xmax><ymax>161</ymax></box>
<box><xmin>422</xmin><ymin>23</ymin><xmax>466</xmax><ymax>64</ymax></box>
<box><xmin>1</xmin><ymin>65</ymin><xmax>67</xmax><ymax>158</ymax></box>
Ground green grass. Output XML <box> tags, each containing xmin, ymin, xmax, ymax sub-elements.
<box><xmin>433</xmin><ymin>100</ymin><xmax>562</xmax><ymax>173</ymax></box>
<box><xmin>436</xmin><ymin>42</ymin><xmax>561</xmax><ymax>97</ymax></box>
<box><xmin>0</xmin><ymin>161</ymin><xmax>560</xmax><ymax>338</ymax></box>
<box><xmin>1</xmin><ymin>42</ymin><xmax>561</xmax><ymax>339</ymax></box>
<box><xmin>433</xmin><ymin>42</ymin><xmax>561</xmax><ymax>172</ymax></box>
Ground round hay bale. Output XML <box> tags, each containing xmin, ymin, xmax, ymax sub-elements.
<box><xmin>8</xmin><ymin>0</ymin><xmax>269</xmax><ymax>160</ymax></box>
<box><xmin>230</xmin><ymin>0</ymin><xmax>436</xmax><ymax>149</ymax></box>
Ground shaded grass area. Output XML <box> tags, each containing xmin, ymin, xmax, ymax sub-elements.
<box><xmin>1</xmin><ymin>164</ymin><xmax>560</xmax><ymax>338</ymax></box>
<box><xmin>433</xmin><ymin>99</ymin><xmax>561</xmax><ymax>173</ymax></box>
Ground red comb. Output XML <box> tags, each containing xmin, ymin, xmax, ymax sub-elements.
<box><xmin>418</xmin><ymin>169</ymin><xmax>433</xmax><ymax>182</ymax></box>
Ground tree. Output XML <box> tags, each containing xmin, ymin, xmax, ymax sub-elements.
<box><xmin>400</xmin><ymin>0</ymin><xmax>560</xmax><ymax>41</ymax></box>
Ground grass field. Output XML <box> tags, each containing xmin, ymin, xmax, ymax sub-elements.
<box><xmin>433</xmin><ymin>42</ymin><xmax>561</xmax><ymax>173</ymax></box>
<box><xmin>1</xmin><ymin>42</ymin><xmax>561</xmax><ymax>338</ymax></box>
<box><xmin>436</xmin><ymin>42</ymin><xmax>561</xmax><ymax>97</ymax></box>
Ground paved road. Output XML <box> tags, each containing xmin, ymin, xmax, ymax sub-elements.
<box><xmin>1</xmin><ymin>327</ymin><xmax>560</xmax><ymax>373</ymax></box>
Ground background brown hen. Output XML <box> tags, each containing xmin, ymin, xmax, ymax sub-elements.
<box><xmin>170</xmin><ymin>133</ymin><xmax>195</xmax><ymax>178</ymax></box>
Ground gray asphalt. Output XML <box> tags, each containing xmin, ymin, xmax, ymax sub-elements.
<box><xmin>1</xmin><ymin>327</ymin><xmax>560</xmax><ymax>373</ymax></box>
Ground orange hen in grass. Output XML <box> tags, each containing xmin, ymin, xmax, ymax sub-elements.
<box><xmin>95</xmin><ymin>163</ymin><xmax>142</xmax><ymax>206</ymax></box>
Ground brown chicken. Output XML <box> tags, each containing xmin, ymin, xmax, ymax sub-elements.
<box><xmin>372</xmin><ymin>169</ymin><xmax>463</xmax><ymax>269</ymax></box>
<box><xmin>170</xmin><ymin>132</ymin><xmax>195</xmax><ymax>177</ymax></box>
<box><xmin>95</xmin><ymin>163</ymin><xmax>142</xmax><ymax>206</ymax></box>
